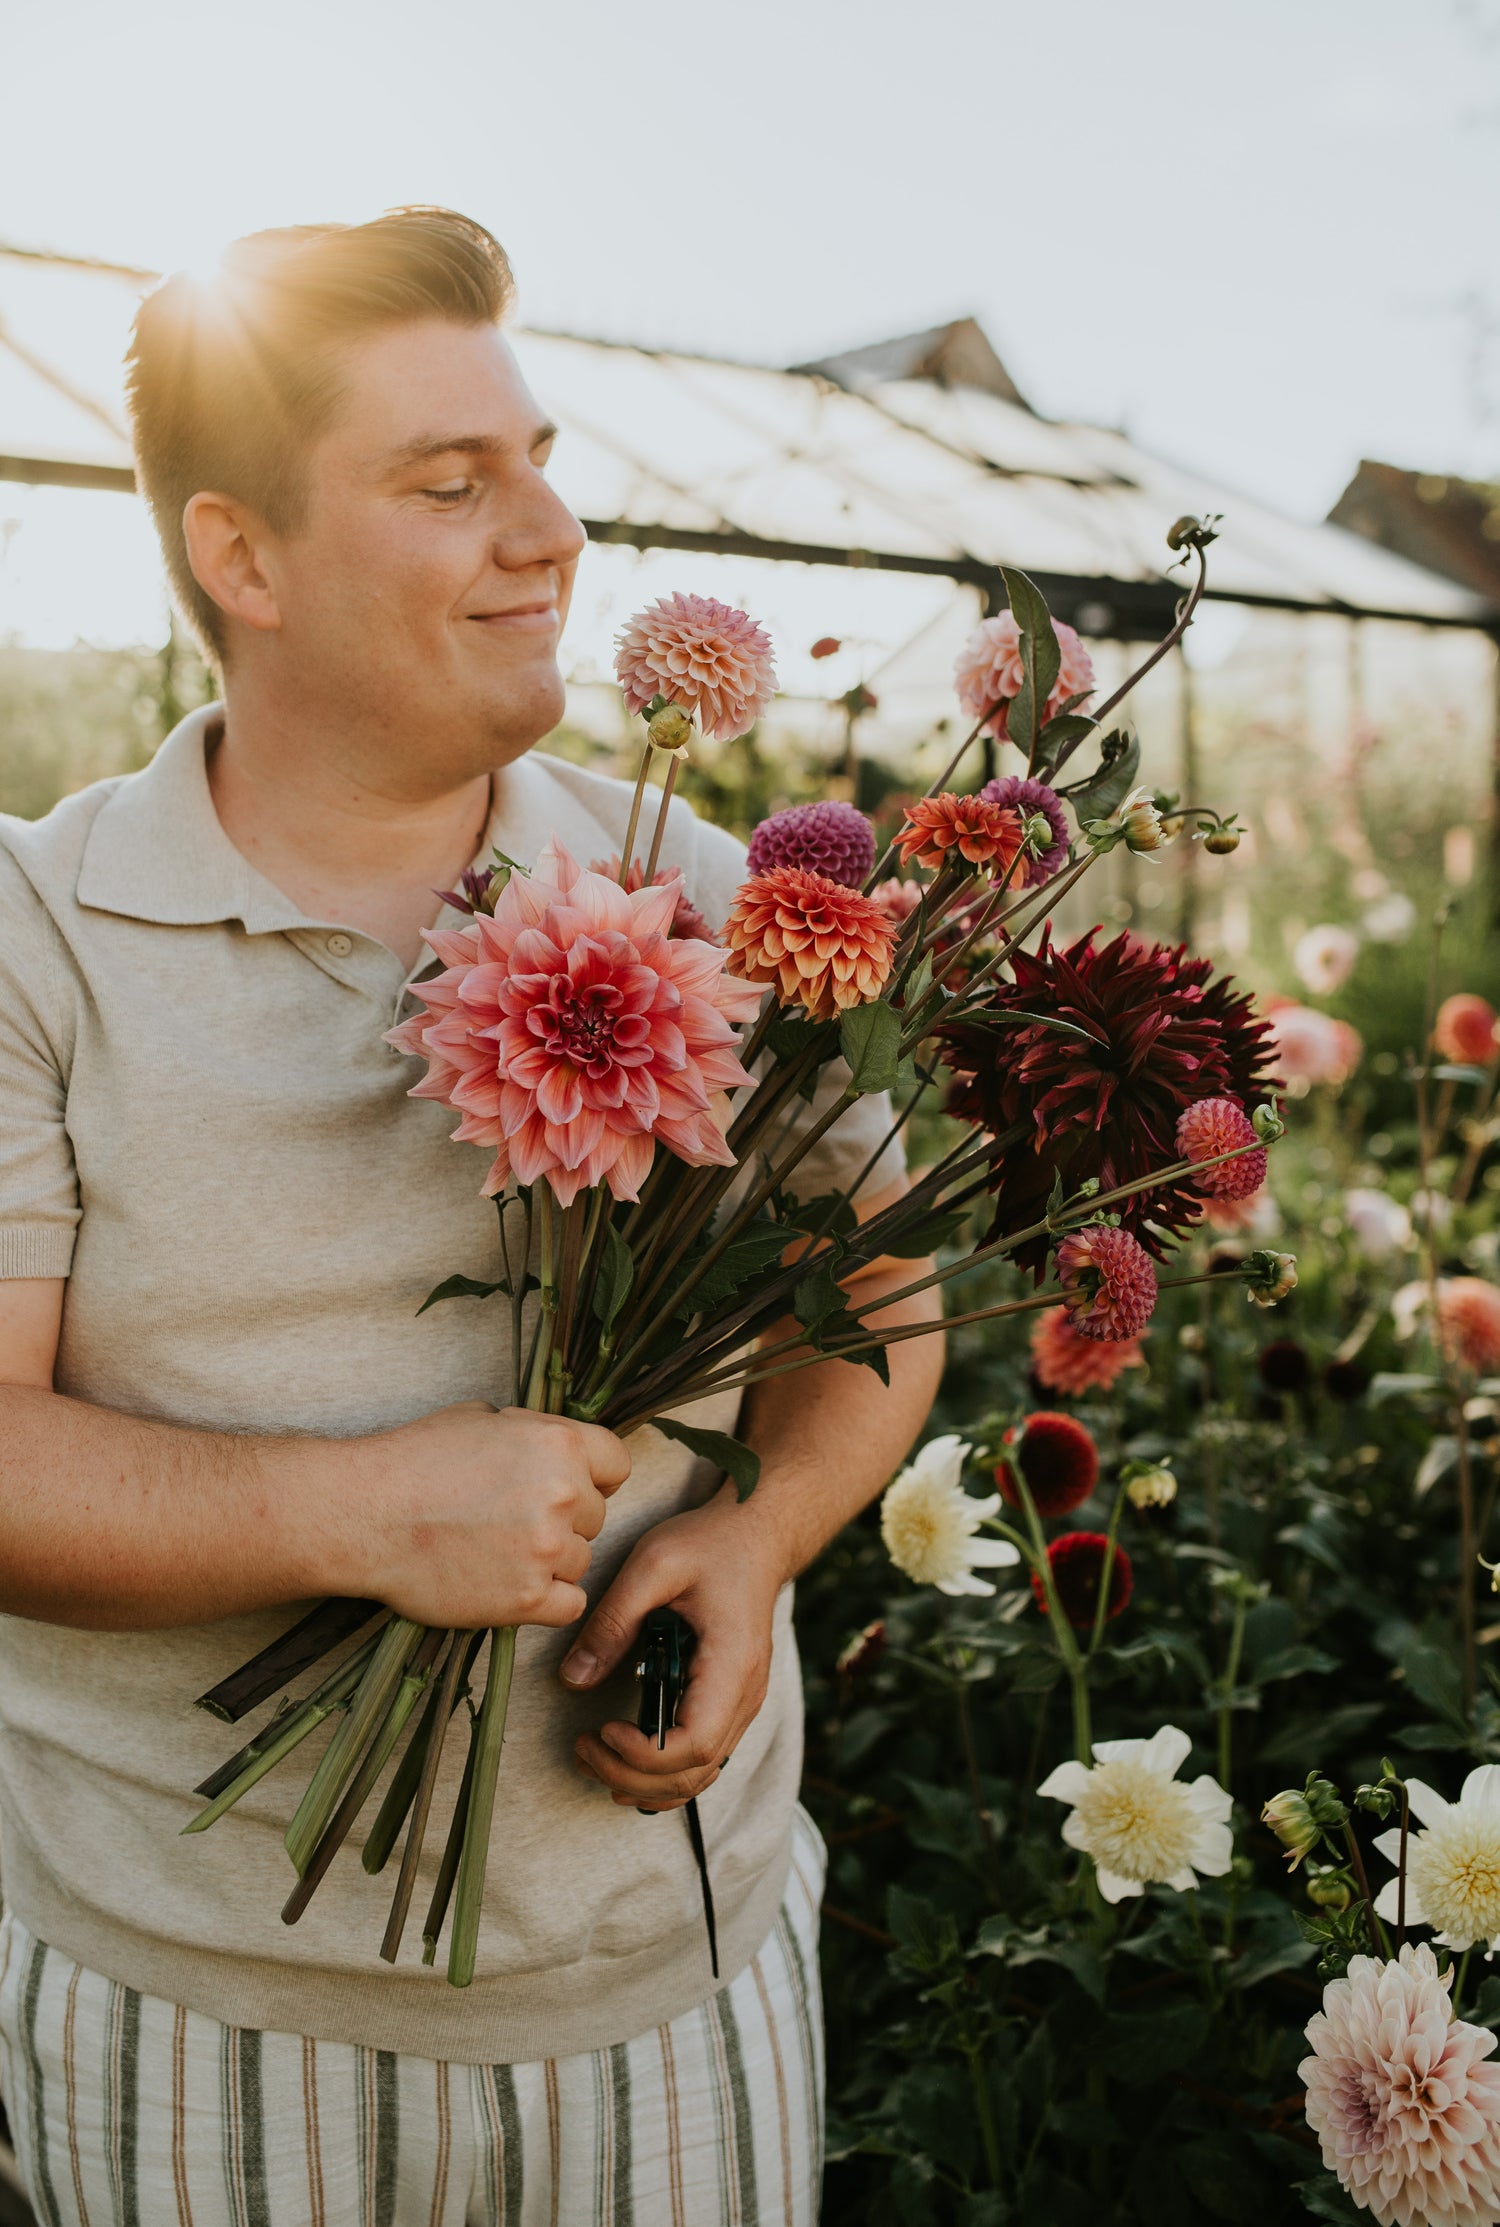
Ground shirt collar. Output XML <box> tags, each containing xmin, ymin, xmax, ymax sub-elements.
<box><xmin>76</xmin><ymin>704</ymin><xmax>315</xmax><ymax>933</ymax></box>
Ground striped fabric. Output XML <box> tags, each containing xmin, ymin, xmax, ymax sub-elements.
<box><xmin>0</xmin><ymin>1813</ymin><xmax>825</xmax><ymax>2227</ymax></box>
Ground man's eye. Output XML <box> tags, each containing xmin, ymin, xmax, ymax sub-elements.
<box><xmin>423</xmin><ymin>484</ymin><xmax>474</xmax><ymax>506</ymax></box>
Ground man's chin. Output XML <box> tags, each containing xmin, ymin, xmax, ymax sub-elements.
<box><xmin>473</xmin><ymin>662</ymin><xmax>569</xmax><ymax>764</ymax></box>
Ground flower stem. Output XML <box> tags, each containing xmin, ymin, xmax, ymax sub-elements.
<box><xmin>1007</xmin><ymin>1475</ymin><xmax>1092</xmax><ymax>1762</ymax></box>
<box><xmin>643</xmin><ymin>753</ymin><xmax>681</xmax><ymax>881</ymax></box>
<box><xmin>447</xmin><ymin>1625</ymin><xmax>518</xmax><ymax>1987</ymax></box>
<box><xmin>282</xmin><ymin>1618</ymin><xmax>425</xmax><ymax>1874</ymax></box>
<box><xmin>1087</xmin><ymin>1481</ymin><xmax>1128</xmax><ymax>1658</ymax></box>
<box><xmin>1343</xmin><ymin>1821</ymin><xmax>1392</xmax><ymax>1959</ymax></box>
<box><xmin>1216</xmin><ymin>1590</ymin><xmax>1250</xmax><ymax>1793</ymax></box>
<box><xmin>618</xmin><ymin>743</ymin><xmax>653</xmax><ymax>882</ymax></box>
<box><xmin>966</xmin><ymin>2044</ymin><xmax>1003</xmax><ymax>2188</ymax></box>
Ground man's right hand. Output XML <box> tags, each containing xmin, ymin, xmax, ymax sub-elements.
<box><xmin>348</xmin><ymin>1403</ymin><xmax>632</xmax><ymax>1631</ymax></box>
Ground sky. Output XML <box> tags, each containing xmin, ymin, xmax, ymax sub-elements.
<box><xmin>4</xmin><ymin>0</ymin><xmax>1500</xmax><ymax>648</ymax></box>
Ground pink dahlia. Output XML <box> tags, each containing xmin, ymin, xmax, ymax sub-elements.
<box><xmin>1262</xmin><ymin>999</ymin><xmax>1363</xmax><ymax>1090</ymax></box>
<box><xmin>979</xmin><ymin>773</ymin><xmax>1071</xmax><ymax>882</ymax></box>
<box><xmin>1056</xmin><ymin>1225</ymin><xmax>1158</xmax><ymax>1342</ymax></box>
<box><xmin>387</xmin><ymin>837</ymin><xmax>761</xmax><ymax>1208</ymax></box>
<box><xmin>1301</xmin><ymin>1944</ymin><xmax>1500</xmax><ymax>2227</ymax></box>
<box><xmin>954</xmin><ymin>612</ymin><xmax>1095</xmax><ymax>743</ymax></box>
<box><xmin>747</xmin><ymin>801</ymin><xmax>876</xmax><ymax>889</ymax></box>
<box><xmin>1436</xmin><ymin>993</ymin><xmax>1500</xmax><ymax>1067</ymax></box>
<box><xmin>588</xmin><ymin>856</ymin><xmax>717</xmax><ymax>945</ymax></box>
<box><xmin>614</xmin><ymin>593</ymin><xmax>777</xmax><ymax>743</ymax></box>
<box><xmin>1030</xmin><ymin>1306</ymin><xmax>1147</xmax><ymax>1394</ymax></box>
<box><xmin>1176</xmin><ymin>1098</ymin><xmax>1268</xmax><ymax>1200</ymax></box>
<box><xmin>1439</xmin><ymin>1279</ymin><xmax>1500</xmax><ymax>1377</ymax></box>
<box><xmin>871</xmin><ymin>876</ymin><xmax>923</xmax><ymax>929</ymax></box>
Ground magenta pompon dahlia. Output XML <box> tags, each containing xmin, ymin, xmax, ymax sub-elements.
<box><xmin>1176</xmin><ymin>1097</ymin><xmax>1268</xmax><ymax>1200</ymax></box>
<box><xmin>942</xmin><ymin>929</ymin><xmax>1278</xmax><ymax>1276</ymax></box>
<box><xmin>387</xmin><ymin>837</ymin><xmax>762</xmax><ymax>1208</ymax></box>
<box><xmin>614</xmin><ymin>594</ymin><xmax>777</xmax><ymax>743</ymax></box>
<box><xmin>980</xmin><ymin>774</ymin><xmax>1071</xmax><ymax>883</ymax></box>
<box><xmin>747</xmin><ymin>801</ymin><xmax>876</xmax><ymax>889</ymax></box>
<box><xmin>1057</xmin><ymin>1225</ymin><xmax>1158</xmax><ymax>1342</ymax></box>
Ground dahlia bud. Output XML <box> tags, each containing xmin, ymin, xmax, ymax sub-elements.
<box><xmin>647</xmin><ymin>703</ymin><xmax>696</xmax><ymax>755</ymax></box>
<box><xmin>1121</xmin><ymin>795</ymin><xmax>1167</xmax><ymax>854</ymax></box>
<box><xmin>1123</xmin><ymin>1459</ymin><xmax>1177</xmax><ymax>1509</ymax></box>
<box><xmin>1251</xmin><ymin>1102</ymin><xmax>1286</xmax><ymax>1142</ymax></box>
<box><xmin>1304</xmin><ymin>1863</ymin><xmax>1354</xmax><ymax>1913</ymax></box>
<box><xmin>1166</xmin><ymin>513</ymin><xmax>1221</xmax><ymax>554</ymax></box>
<box><xmin>1263</xmin><ymin>1773</ymin><xmax>1347</xmax><ymax>1868</ymax></box>
<box><xmin>836</xmin><ymin>1619</ymin><xmax>887</xmax><ymax>1679</ymax></box>
<box><xmin>1023</xmin><ymin>812</ymin><xmax>1055</xmax><ymax>855</ymax></box>
<box><xmin>1245</xmin><ymin>1249</ymin><xmax>1298</xmax><ymax>1307</ymax></box>
<box><xmin>1481</xmin><ymin>1553</ymin><xmax>1500</xmax><ymax>1597</ymax></box>
<box><xmin>1203</xmin><ymin>826</ymin><xmax>1241</xmax><ymax>855</ymax></box>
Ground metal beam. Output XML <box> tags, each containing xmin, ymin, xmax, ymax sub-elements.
<box><xmin>0</xmin><ymin>454</ymin><xmax>136</xmax><ymax>493</ymax></box>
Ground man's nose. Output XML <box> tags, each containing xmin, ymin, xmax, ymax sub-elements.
<box><xmin>495</xmin><ymin>474</ymin><xmax>587</xmax><ymax>573</ymax></box>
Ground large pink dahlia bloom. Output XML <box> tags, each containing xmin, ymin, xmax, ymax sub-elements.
<box><xmin>388</xmin><ymin>839</ymin><xmax>762</xmax><ymax>1207</ymax></box>
<box><xmin>1301</xmin><ymin>1944</ymin><xmax>1500</xmax><ymax>2227</ymax></box>
<box><xmin>614</xmin><ymin>593</ymin><xmax>777</xmax><ymax>743</ymax></box>
<box><xmin>954</xmin><ymin>612</ymin><xmax>1095</xmax><ymax>742</ymax></box>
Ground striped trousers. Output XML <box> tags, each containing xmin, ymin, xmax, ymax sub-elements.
<box><xmin>0</xmin><ymin>1811</ymin><xmax>825</xmax><ymax>2227</ymax></box>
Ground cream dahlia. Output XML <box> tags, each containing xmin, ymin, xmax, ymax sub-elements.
<box><xmin>880</xmin><ymin>1435</ymin><xmax>1020</xmax><ymax>1596</ymax></box>
<box><xmin>387</xmin><ymin>837</ymin><xmax>761</xmax><ymax>1207</ymax></box>
<box><xmin>614</xmin><ymin>593</ymin><xmax>777</xmax><ymax>743</ymax></box>
<box><xmin>723</xmin><ymin>866</ymin><xmax>897</xmax><ymax>1020</ymax></box>
<box><xmin>1030</xmin><ymin>1305</ymin><xmax>1147</xmax><ymax>1394</ymax></box>
<box><xmin>1374</xmin><ymin>1767</ymin><xmax>1500</xmax><ymax>1954</ymax></box>
<box><xmin>1301</xmin><ymin>1944</ymin><xmax>1500</xmax><ymax>2227</ymax></box>
<box><xmin>1038</xmin><ymin>1725</ymin><xmax>1232</xmax><ymax>1903</ymax></box>
<box><xmin>1056</xmin><ymin>1225</ymin><xmax>1158</xmax><ymax>1342</ymax></box>
<box><xmin>954</xmin><ymin>611</ymin><xmax>1095</xmax><ymax>743</ymax></box>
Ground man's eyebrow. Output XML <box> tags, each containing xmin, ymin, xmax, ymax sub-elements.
<box><xmin>380</xmin><ymin>423</ymin><xmax>559</xmax><ymax>470</ymax></box>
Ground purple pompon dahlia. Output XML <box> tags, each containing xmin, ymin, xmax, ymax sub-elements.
<box><xmin>747</xmin><ymin>801</ymin><xmax>876</xmax><ymax>889</ymax></box>
<box><xmin>979</xmin><ymin>774</ymin><xmax>1071</xmax><ymax>883</ymax></box>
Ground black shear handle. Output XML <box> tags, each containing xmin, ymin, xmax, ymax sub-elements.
<box><xmin>632</xmin><ymin>1608</ymin><xmax>719</xmax><ymax>1978</ymax></box>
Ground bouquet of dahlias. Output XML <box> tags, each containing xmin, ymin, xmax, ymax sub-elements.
<box><xmin>186</xmin><ymin>525</ymin><xmax>1296</xmax><ymax>1985</ymax></box>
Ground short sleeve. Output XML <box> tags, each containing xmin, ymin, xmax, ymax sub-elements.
<box><xmin>0</xmin><ymin>849</ymin><xmax>79</xmax><ymax>1278</ymax></box>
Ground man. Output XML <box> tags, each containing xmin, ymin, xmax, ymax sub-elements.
<box><xmin>0</xmin><ymin>209</ymin><xmax>941</xmax><ymax>2224</ymax></box>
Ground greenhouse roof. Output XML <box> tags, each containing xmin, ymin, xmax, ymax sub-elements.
<box><xmin>1</xmin><ymin>243</ymin><xmax>1492</xmax><ymax>638</ymax></box>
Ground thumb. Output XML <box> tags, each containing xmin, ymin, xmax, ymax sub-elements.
<box><xmin>559</xmin><ymin>1547</ymin><xmax>675</xmax><ymax>1689</ymax></box>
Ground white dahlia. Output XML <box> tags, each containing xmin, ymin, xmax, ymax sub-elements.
<box><xmin>1037</xmin><ymin>1725</ymin><xmax>1233</xmax><ymax>1903</ymax></box>
<box><xmin>879</xmin><ymin>1436</ymin><xmax>1019</xmax><ymax>1597</ymax></box>
<box><xmin>1375</xmin><ymin>1766</ymin><xmax>1500</xmax><ymax>1953</ymax></box>
<box><xmin>1302</xmin><ymin>1944</ymin><xmax>1500</xmax><ymax>2227</ymax></box>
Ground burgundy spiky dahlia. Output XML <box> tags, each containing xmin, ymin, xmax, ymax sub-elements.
<box><xmin>747</xmin><ymin>801</ymin><xmax>876</xmax><ymax>888</ymax></box>
<box><xmin>1032</xmin><ymin>1533</ymin><xmax>1133</xmax><ymax>1627</ymax></box>
<box><xmin>942</xmin><ymin>929</ymin><xmax>1278</xmax><ymax>1277</ymax></box>
<box><xmin>979</xmin><ymin>774</ymin><xmax>1071</xmax><ymax>883</ymax></box>
<box><xmin>999</xmin><ymin>1412</ymin><xmax>1099</xmax><ymax>1516</ymax></box>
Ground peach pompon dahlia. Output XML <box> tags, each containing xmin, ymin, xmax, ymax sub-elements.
<box><xmin>1056</xmin><ymin>1224</ymin><xmax>1158</xmax><ymax>1342</ymax></box>
<box><xmin>723</xmin><ymin>866</ymin><xmax>897</xmax><ymax>1020</ymax></box>
<box><xmin>388</xmin><ymin>838</ymin><xmax>761</xmax><ymax>1207</ymax></box>
<box><xmin>1301</xmin><ymin>1944</ymin><xmax>1500</xmax><ymax>2227</ymax></box>
<box><xmin>1030</xmin><ymin>1305</ymin><xmax>1147</xmax><ymax>1394</ymax></box>
<box><xmin>895</xmin><ymin>793</ymin><xmax>1027</xmax><ymax>878</ymax></box>
<box><xmin>1175</xmin><ymin>1097</ymin><xmax>1268</xmax><ymax>1200</ymax></box>
<box><xmin>614</xmin><ymin>593</ymin><xmax>777</xmax><ymax>743</ymax></box>
<box><xmin>954</xmin><ymin>611</ymin><xmax>1095</xmax><ymax>742</ymax></box>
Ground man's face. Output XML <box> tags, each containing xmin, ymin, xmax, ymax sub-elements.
<box><xmin>261</xmin><ymin>318</ymin><xmax>587</xmax><ymax>790</ymax></box>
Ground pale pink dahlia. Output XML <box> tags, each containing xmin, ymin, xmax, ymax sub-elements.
<box><xmin>614</xmin><ymin>593</ymin><xmax>777</xmax><ymax>743</ymax></box>
<box><xmin>1439</xmin><ymin>1279</ymin><xmax>1500</xmax><ymax>1377</ymax></box>
<box><xmin>1176</xmin><ymin>1098</ymin><xmax>1268</xmax><ymax>1200</ymax></box>
<box><xmin>1030</xmin><ymin>1306</ymin><xmax>1147</xmax><ymax>1395</ymax></box>
<box><xmin>1262</xmin><ymin>999</ymin><xmax>1363</xmax><ymax>1090</ymax></box>
<box><xmin>1056</xmin><ymin>1225</ymin><xmax>1158</xmax><ymax>1342</ymax></box>
<box><xmin>954</xmin><ymin>612</ymin><xmax>1095</xmax><ymax>743</ymax></box>
<box><xmin>388</xmin><ymin>838</ymin><xmax>762</xmax><ymax>1207</ymax></box>
<box><xmin>1301</xmin><ymin>1944</ymin><xmax>1500</xmax><ymax>2227</ymax></box>
<box><xmin>747</xmin><ymin>801</ymin><xmax>876</xmax><ymax>889</ymax></box>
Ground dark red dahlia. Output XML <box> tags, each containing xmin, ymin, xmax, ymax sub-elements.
<box><xmin>1258</xmin><ymin>1339</ymin><xmax>1311</xmax><ymax>1394</ymax></box>
<box><xmin>942</xmin><ymin>928</ymin><xmax>1278</xmax><ymax>1276</ymax></box>
<box><xmin>1031</xmin><ymin>1532</ymin><xmax>1133</xmax><ymax>1628</ymax></box>
<box><xmin>998</xmin><ymin>1411</ymin><xmax>1098</xmax><ymax>1516</ymax></box>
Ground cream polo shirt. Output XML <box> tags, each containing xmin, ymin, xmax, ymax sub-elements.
<box><xmin>0</xmin><ymin>706</ymin><xmax>903</xmax><ymax>2064</ymax></box>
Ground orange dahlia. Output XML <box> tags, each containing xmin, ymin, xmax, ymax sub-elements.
<box><xmin>723</xmin><ymin>866</ymin><xmax>897</xmax><ymax>1020</ymax></box>
<box><xmin>895</xmin><ymin>793</ymin><xmax>1028</xmax><ymax>878</ymax></box>
<box><xmin>1030</xmin><ymin>1306</ymin><xmax>1147</xmax><ymax>1394</ymax></box>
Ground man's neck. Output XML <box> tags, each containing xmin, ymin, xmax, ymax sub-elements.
<box><xmin>205</xmin><ymin>697</ymin><xmax>494</xmax><ymax>971</ymax></box>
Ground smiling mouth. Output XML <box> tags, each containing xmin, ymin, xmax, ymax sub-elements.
<box><xmin>468</xmin><ymin>604</ymin><xmax>560</xmax><ymax>633</ymax></box>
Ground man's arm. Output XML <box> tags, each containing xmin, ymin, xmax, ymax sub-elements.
<box><xmin>0</xmin><ymin>1278</ymin><xmax>629</xmax><ymax>1633</ymax></box>
<box><xmin>563</xmin><ymin>1181</ymin><xmax>944</xmax><ymax>1808</ymax></box>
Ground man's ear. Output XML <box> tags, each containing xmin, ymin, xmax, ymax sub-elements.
<box><xmin>182</xmin><ymin>492</ymin><xmax>282</xmax><ymax>637</ymax></box>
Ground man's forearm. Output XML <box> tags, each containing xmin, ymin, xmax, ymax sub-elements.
<box><xmin>736</xmin><ymin>1259</ymin><xmax>945</xmax><ymax>1583</ymax></box>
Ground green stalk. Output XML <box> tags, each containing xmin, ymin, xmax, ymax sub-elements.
<box><xmin>284</xmin><ymin>1617</ymin><xmax>423</xmax><ymax>1874</ymax></box>
<box><xmin>1008</xmin><ymin>1471</ymin><xmax>1092</xmax><ymax>1762</ymax></box>
<box><xmin>1216</xmin><ymin>1590</ymin><xmax>1250</xmax><ymax>1792</ymax></box>
<box><xmin>182</xmin><ymin>1633</ymin><xmax>383</xmax><ymax>1834</ymax></box>
<box><xmin>447</xmin><ymin>1625</ymin><xmax>518</xmax><ymax>1987</ymax></box>
<box><xmin>380</xmin><ymin>1632</ymin><xmax>484</xmax><ymax>1964</ymax></box>
<box><xmin>1088</xmin><ymin>1480</ymin><xmax>1129</xmax><ymax>1658</ymax></box>
<box><xmin>617</xmin><ymin>741</ymin><xmax>653</xmax><ymax>880</ymax></box>
<box><xmin>422</xmin><ymin>1701</ymin><xmax>482</xmax><ymax>1966</ymax></box>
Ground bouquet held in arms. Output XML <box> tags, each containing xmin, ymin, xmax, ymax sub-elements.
<box><xmin>185</xmin><ymin>522</ymin><xmax>1293</xmax><ymax>1986</ymax></box>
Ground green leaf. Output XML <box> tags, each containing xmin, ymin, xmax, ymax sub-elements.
<box><xmin>783</xmin><ymin>1191</ymin><xmax>858</xmax><ymax>1239</ymax></box>
<box><xmin>649</xmin><ymin>1418</ymin><xmax>762</xmax><ymax>1501</ymax></box>
<box><xmin>998</xmin><ymin>566</ymin><xmax>1061</xmax><ymax>759</ymax></box>
<box><xmin>416</xmin><ymin>1273</ymin><xmax>507</xmax><ymax>1316</ymax></box>
<box><xmin>684</xmin><ymin>1221</ymin><xmax>790</xmax><ymax>1314</ymax></box>
<box><xmin>1296</xmin><ymin>2173</ymin><xmax>1365</xmax><ymax>2223</ymax></box>
<box><xmin>992</xmin><ymin>1007</ymin><xmax>1098</xmax><ymax>1044</ymax></box>
<box><xmin>880</xmin><ymin>1207</ymin><xmax>970</xmax><ymax>1256</ymax></box>
<box><xmin>1033</xmin><ymin>712</ymin><xmax>1096</xmax><ymax>755</ymax></box>
<box><xmin>590</xmin><ymin>1222</ymin><xmax>634</xmax><ymax>1335</ymax></box>
<box><xmin>1369</xmin><ymin>1371</ymin><xmax>1444</xmax><ymax>1404</ymax></box>
<box><xmin>764</xmin><ymin>1011</ymin><xmax>840</xmax><ymax>1066</ymax></box>
<box><xmin>1401</xmin><ymin>1641</ymin><xmax>1469</xmax><ymax>1729</ymax></box>
<box><xmin>1247</xmin><ymin>1643</ymin><xmax>1340</xmax><ymax>1685</ymax></box>
<box><xmin>794</xmin><ymin>1256</ymin><xmax>847</xmax><ymax>1335</ymax></box>
<box><xmin>839</xmin><ymin>1001</ymin><xmax>902</xmax><ymax>1095</ymax></box>
<box><xmin>1062</xmin><ymin>728</ymin><xmax>1141</xmax><ymax>822</ymax></box>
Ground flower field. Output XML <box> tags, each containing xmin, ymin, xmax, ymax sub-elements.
<box><xmin>793</xmin><ymin>892</ymin><xmax>1500</xmax><ymax>2224</ymax></box>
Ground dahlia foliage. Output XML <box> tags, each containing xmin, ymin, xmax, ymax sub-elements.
<box><xmin>190</xmin><ymin>536</ymin><xmax>1296</xmax><ymax>1998</ymax></box>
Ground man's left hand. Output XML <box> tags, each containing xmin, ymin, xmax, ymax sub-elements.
<box><xmin>559</xmin><ymin>1487</ymin><xmax>787</xmax><ymax>1810</ymax></box>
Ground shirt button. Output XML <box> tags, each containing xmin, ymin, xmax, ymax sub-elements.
<box><xmin>326</xmin><ymin>933</ymin><xmax>354</xmax><ymax>958</ymax></box>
